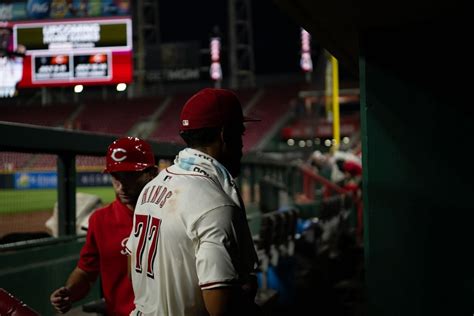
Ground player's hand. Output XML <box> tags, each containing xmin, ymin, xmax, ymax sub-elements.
<box><xmin>241</xmin><ymin>274</ymin><xmax>258</xmax><ymax>300</ymax></box>
<box><xmin>241</xmin><ymin>275</ymin><xmax>262</xmax><ymax>315</ymax></box>
<box><xmin>50</xmin><ymin>286</ymin><xmax>72</xmax><ymax>314</ymax></box>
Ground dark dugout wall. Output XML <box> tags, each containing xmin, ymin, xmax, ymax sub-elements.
<box><xmin>360</xmin><ymin>20</ymin><xmax>473</xmax><ymax>316</ymax></box>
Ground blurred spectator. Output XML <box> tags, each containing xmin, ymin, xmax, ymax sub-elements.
<box><xmin>333</xmin><ymin>149</ymin><xmax>361</xmax><ymax>169</ymax></box>
<box><xmin>307</xmin><ymin>146</ymin><xmax>363</xmax><ymax>207</ymax></box>
<box><xmin>343</xmin><ymin>160</ymin><xmax>362</xmax><ymax>178</ymax></box>
<box><xmin>308</xmin><ymin>150</ymin><xmax>346</xmax><ymax>185</ymax></box>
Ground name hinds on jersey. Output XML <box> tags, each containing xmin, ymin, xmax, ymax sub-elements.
<box><xmin>140</xmin><ymin>185</ymin><xmax>173</xmax><ymax>207</ymax></box>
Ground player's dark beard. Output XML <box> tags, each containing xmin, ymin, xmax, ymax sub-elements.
<box><xmin>223</xmin><ymin>158</ymin><xmax>240</xmax><ymax>178</ymax></box>
<box><xmin>118</xmin><ymin>194</ymin><xmax>135</xmax><ymax>206</ymax></box>
<box><xmin>120</xmin><ymin>176</ymin><xmax>152</xmax><ymax>206</ymax></box>
<box><xmin>221</xmin><ymin>143</ymin><xmax>242</xmax><ymax>178</ymax></box>
<box><xmin>117</xmin><ymin>188</ymin><xmax>141</xmax><ymax>206</ymax></box>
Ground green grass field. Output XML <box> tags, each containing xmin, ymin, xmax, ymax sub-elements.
<box><xmin>0</xmin><ymin>187</ymin><xmax>116</xmax><ymax>214</ymax></box>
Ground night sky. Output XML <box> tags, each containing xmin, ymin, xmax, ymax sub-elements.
<box><xmin>159</xmin><ymin>0</ymin><xmax>307</xmax><ymax>75</ymax></box>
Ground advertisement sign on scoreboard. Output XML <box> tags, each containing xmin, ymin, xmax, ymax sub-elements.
<box><xmin>12</xmin><ymin>17</ymin><xmax>132</xmax><ymax>87</ymax></box>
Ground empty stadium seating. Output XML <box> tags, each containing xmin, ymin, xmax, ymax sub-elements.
<box><xmin>76</xmin><ymin>155</ymin><xmax>105</xmax><ymax>171</ymax></box>
<box><xmin>0</xmin><ymin>104</ymin><xmax>76</xmax><ymax>128</ymax></box>
<box><xmin>236</xmin><ymin>87</ymin><xmax>259</xmax><ymax>109</ymax></box>
<box><xmin>0</xmin><ymin>85</ymin><xmax>304</xmax><ymax>171</ymax></box>
<box><xmin>0</xmin><ymin>152</ymin><xmax>32</xmax><ymax>171</ymax></box>
<box><xmin>74</xmin><ymin>97</ymin><xmax>161</xmax><ymax>136</ymax></box>
<box><xmin>148</xmin><ymin>93</ymin><xmax>192</xmax><ymax>144</ymax></box>
<box><xmin>0</xmin><ymin>97</ymin><xmax>164</xmax><ymax>171</ymax></box>
<box><xmin>244</xmin><ymin>84</ymin><xmax>302</xmax><ymax>152</ymax></box>
<box><xmin>0</xmin><ymin>153</ymin><xmax>105</xmax><ymax>172</ymax></box>
<box><xmin>25</xmin><ymin>154</ymin><xmax>56</xmax><ymax>170</ymax></box>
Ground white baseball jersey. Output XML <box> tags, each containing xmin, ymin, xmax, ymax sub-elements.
<box><xmin>126</xmin><ymin>164</ymin><xmax>258</xmax><ymax>316</ymax></box>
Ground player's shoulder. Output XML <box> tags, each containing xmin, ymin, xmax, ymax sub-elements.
<box><xmin>161</xmin><ymin>165</ymin><xmax>234</xmax><ymax>206</ymax></box>
<box><xmin>88</xmin><ymin>200</ymin><xmax>116</xmax><ymax>222</ymax></box>
<box><xmin>93</xmin><ymin>200</ymin><xmax>116</xmax><ymax>213</ymax></box>
<box><xmin>160</xmin><ymin>165</ymin><xmax>219</xmax><ymax>188</ymax></box>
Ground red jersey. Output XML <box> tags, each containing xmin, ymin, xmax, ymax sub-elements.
<box><xmin>78</xmin><ymin>198</ymin><xmax>135</xmax><ymax>316</ymax></box>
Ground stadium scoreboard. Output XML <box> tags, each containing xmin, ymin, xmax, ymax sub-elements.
<box><xmin>13</xmin><ymin>17</ymin><xmax>132</xmax><ymax>87</ymax></box>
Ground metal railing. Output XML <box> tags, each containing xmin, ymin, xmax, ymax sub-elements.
<box><xmin>0</xmin><ymin>121</ymin><xmax>182</xmax><ymax>238</ymax></box>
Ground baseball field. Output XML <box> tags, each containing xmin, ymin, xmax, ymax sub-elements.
<box><xmin>0</xmin><ymin>187</ymin><xmax>116</xmax><ymax>214</ymax></box>
<box><xmin>0</xmin><ymin>187</ymin><xmax>116</xmax><ymax>237</ymax></box>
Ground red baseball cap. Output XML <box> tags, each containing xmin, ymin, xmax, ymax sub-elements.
<box><xmin>179</xmin><ymin>88</ymin><xmax>260</xmax><ymax>131</ymax></box>
<box><xmin>343</xmin><ymin>160</ymin><xmax>362</xmax><ymax>176</ymax></box>
<box><xmin>103</xmin><ymin>137</ymin><xmax>155</xmax><ymax>173</ymax></box>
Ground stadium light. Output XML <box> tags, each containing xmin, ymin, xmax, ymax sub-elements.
<box><xmin>209</xmin><ymin>37</ymin><xmax>222</xmax><ymax>82</ymax></box>
<box><xmin>74</xmin><ymin>84</ymin><xmax>83</xmax><ymax>93</ymax></box>
<box><xmin>116</xmin><ymin>83</ymin><xmax>127</xmax><ymax>92</ymax></box>
<box><xmin>300</xmin><ymin>28</ymin><xmax>313</xmax><ymax>73</ymax></box>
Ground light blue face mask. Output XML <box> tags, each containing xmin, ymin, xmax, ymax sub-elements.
<box><xmin>178</xmin><ymin>157</ymin><xmax>196</xmax><ymax>171</ymax></box>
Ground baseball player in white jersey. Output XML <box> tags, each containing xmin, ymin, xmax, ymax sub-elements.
<box><xmin>126</xmin><ymin>88</ymin><xmax>261</xmax><ymax>316</ymax></box>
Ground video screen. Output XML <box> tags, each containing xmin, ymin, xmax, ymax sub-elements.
<box><xmin>12</xmin><ymin>17</ymin><xmax>132</xmax><ymax>87</ymax></box>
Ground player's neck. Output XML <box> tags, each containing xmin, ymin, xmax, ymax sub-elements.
<box><xmin>192</xmin><ymin>144</ymin><xmax>220</xmax><ymax>161</ymax></box>
<box><xmin>116</xmin><ymin>197</ymin><xmax>135</xmax><ymax>212</ymax></box>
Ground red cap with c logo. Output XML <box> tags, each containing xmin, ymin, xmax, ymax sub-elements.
<box><xmin>104</xmin><ymin>137</ymin><xmax>155</xmax><ymax>173</ymax></box>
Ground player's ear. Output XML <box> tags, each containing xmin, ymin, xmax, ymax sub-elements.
<box><xmin>150</xmin><ymin>166</ymin><xmax>159</xmax><ymax>177</ymax></box>
<box><xmin>219</xmin><ymin>126</ymin><xmax>226</xmax><ymax>144</ymax></box>
<box><xmin>218</xmin><ymin>126</ymin><xmax>228</xmax><ymax>155</ymax></box>
<box><xmin>150</xmin><ymin>166</ymin><xmax>159</xmax><ymax>178</ymax></box>
<box><xmin>144</xmin><ymin>166</ymin><xmax>159</xmax><ymax>178</ymax></box>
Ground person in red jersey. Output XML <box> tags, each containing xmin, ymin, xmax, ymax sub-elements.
<box><xmin>50</xmin><ymin>137</ymin><xmax>158</xmax><ymax>316</ymax></box>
